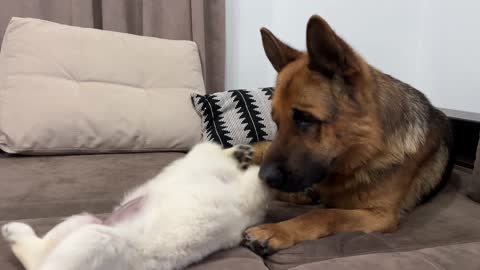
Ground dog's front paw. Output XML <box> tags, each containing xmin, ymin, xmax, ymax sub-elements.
<box><xmin>242</xmin><ymin>223</ymin><xmax>294</xmax><ymax>256</ymax></box>
<box><xmin>2</xmin><ymin>222</ymin><xmax>35</xmax><ymax>244</ymax></box>
<box><xmin>227</xmin><ymin>145</ymin><xmax>254</xmax><ymax>170</ymax></box>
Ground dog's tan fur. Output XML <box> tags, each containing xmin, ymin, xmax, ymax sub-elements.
<box><xmin>243</xmin><ymin>15</ymin><xmax>453</xmax><ymax>255</ymax></box>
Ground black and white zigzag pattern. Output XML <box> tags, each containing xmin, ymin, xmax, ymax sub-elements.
<box><xmin>191</xmin><ymin>88</ymin><xmax>276</xmax><ymax>148</ymax></box>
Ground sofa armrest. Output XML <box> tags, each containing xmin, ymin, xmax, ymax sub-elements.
<box><xmin>466</xmin><ymin>132</ymin><xmax>480</xmax><ymax>202</ymax></box>
<box><xmin>475</xmin><ymin>136</ymin><xmax>480</xmax><ymax>176</ymax></box>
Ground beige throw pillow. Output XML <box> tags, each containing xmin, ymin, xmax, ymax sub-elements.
<box><xmin>0</xmin><ymin>17</ymin><xmax>205</xmax><ymax>154</ymax></box>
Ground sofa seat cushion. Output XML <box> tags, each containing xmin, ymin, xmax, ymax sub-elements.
<box><xmin>284</xmin><ymin>242</ymin><xmax>480</xmax><ymax>270</ymax></box>
<box><xmin>1</xmin><ymin>174</ymin><xmax>479</xmax><ymax>270</ymax></box>
<box><xmin>263</xmin><ymin>170</ymin><xmax>480</xmax><ymax>270</ymax></box>
<box><xmin>0</xmin><ymin>152</ymin><xmax>184</xmax><ymax>221</ymax></box>
<box><xmin>0</xmin><ymin>152</ymin><xmax>478</xmax><ymax>270</ymax></box>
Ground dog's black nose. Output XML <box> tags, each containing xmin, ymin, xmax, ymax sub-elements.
<box><xmin>259</xmin><ymin>164</ymin><xmax>284</xmax><ymax>188</ymax></box>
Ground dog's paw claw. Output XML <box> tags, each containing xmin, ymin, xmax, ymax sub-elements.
<box><xmin>242</xmin><ymin>232</ymin><xmax>275</xmax><ymax>256</ymax></box>
<box><xmin>242</xmin><ymin>224</ymin><xmax>295</xmax><ymax>256</ymax></box>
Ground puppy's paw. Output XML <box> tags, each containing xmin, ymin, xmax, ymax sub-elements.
<box><xmin>229</xmin><ymin>145</ymin><xmax>254</xmax><ymax>170</ymax></box>
<box><xmin>2</xmin><ymin>222</ymin><xmax>35</xmax><ymax>245</ymax></box>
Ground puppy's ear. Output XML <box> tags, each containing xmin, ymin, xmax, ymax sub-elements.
<box><xmin>260</xmin><ymin>28</ymin><xmax>302</xmax><ymax>72</ymax></box>
<box><xmin>306</xmin><ymin>15</ymin><xmax>360</xmax><ymax>79</ymax></box>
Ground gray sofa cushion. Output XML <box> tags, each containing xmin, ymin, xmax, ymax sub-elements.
<box><xmin>286</xmin><ymin>242</ymin><xmax>480</xmax><ymax>270</ymax></box>
<box><xmin>0</xmin><ymin>153</ymin><xmax>479</xmax><ymax>270</ymax></box>
<box><xmin>0</xmin><ymin>152</ymin><xmax>184</xmax><ymax>220</ymax></box>
<box><xmin>264</xmin><ymin>173</ymin><xmax>480</xmax><ymax>270</ymax></box>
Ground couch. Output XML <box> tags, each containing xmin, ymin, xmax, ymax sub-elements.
<box><xmin>1</xmin><ymin>148</ymin><xmax>480</xmax><ymax>270</ymax></box>
<box><xmin>1</xmin><ymin>18</ymin><xmax>480</xmax><ymax>270</ymax></box>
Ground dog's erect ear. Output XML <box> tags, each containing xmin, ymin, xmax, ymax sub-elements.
<box><xmin>306</xmin><ymin>15</ymin><xmax>359</xmax><ymax>79</ymax></box>
<box><xmin>260</xmin><ymin>28</ymin><xmax>302</xmax><ymax>72</ymax></box>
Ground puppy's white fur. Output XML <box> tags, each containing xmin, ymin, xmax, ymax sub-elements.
<box><xmin>2</xmin><ymin>142</ymin><xmax>270</xmax><ymax>270</ymax></box>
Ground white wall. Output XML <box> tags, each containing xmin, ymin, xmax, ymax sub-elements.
<box><xmin>225</xmin><ymin>0</ymin><xmax>276</xmax><ymax>90</ymax></box>
<box><xmin>418</xmin><ymin>1</ymin><xmax>480</xmax><ymax>113</ymax></box>
<box><xmin>225</xmin><ymin>0</ymin><xmax>480</xmax><ymax>113</ymax></box>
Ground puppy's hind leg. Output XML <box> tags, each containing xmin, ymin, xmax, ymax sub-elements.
<box><xmin>42</xmin><ymin>213</ymin><xmax>102</xmax><ymax>254</ymax></box>
<box><xmin>2</xmin><ymin>222</ymin><xmax>43</xmax><ymax>270</ymax></box>
<box><xmin>2</xmin><ymin>214</ymin><xmax>102</xmax><ymax>270</ymax></box>
<box><xmin>224</xmin><ymin>145</ymin><xmax>254</xmax><ymax>170</ymax></box>
<box><xmin>39</xmin><ymin>225</ymin><xmax>140</xmax><ymax>270</ymax></box>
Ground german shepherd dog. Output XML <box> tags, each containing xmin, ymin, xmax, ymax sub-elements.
<box><xmin>242</xmin><ymin>15</ymin><xmax>453</xmax><ymax>256</ymax></box>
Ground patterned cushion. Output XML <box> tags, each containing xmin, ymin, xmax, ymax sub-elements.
<box><xmin>191</xmin><ymin>88</ymin><xmax>276</xmax><ymax>147</ymax></box>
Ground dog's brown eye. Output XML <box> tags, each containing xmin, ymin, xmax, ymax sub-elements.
<box><xmin>292</xmin><ymin>109</ymin><xmax>320</xmax><ymax>129</ymax></box>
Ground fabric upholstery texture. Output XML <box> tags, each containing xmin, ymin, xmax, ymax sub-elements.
<box><xmin>0</xmin><ymin>0</ymin><xmax>225</xmax><ymax>92</ymax></box>
<box><xmin>285</xmin><ymin>242</ymin><xmax>480</xmax><ymax>270</ymax></box>
<box><xmin>0</xmin><ymin>151</ymin><xmax>479</xmax><ymax>270</ymax></box>
<box><xmin>0</xmin><ymin>151</ymin><xmax>184</xmax><ymax>220</ymax></box>
<box><xmin>0</xmin><ymin>17</ymin><xmax>204</xmax><ymax>154</ymax></box>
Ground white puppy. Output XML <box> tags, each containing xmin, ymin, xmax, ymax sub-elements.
<box><xmin>2</xmin><ymin>142</ymin><xmax>270</xmax><ymax>270</ymax></box>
